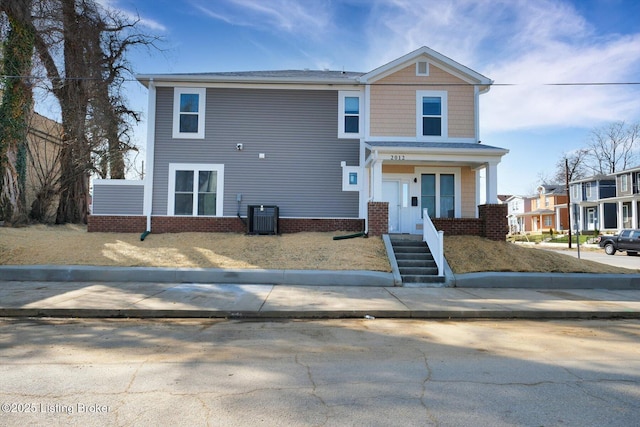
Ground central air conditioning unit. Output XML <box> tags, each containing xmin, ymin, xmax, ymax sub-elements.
<box><xmin>247</xmin><ymin>205</ymin><xmax>279</xmax><ymax>235</ymax></box>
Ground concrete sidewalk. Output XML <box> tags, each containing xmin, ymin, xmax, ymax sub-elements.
<box><xmin>1</xmin><ymin>280</ymin><xmax>639</xmax><ymax>319</ymax></box>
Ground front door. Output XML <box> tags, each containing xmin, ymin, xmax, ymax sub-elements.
<box><xmin>587</xmin><ymin>208</ymin><xmax>596</xmax><ymax>231</ymax></box>
<box><xmin>382</xmin><ymin>180</ymin><xmax>412</xmax><ymax>233</ymax></box>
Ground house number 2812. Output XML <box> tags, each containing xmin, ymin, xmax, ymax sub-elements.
<box><xmin>390</xmin><ymin>155</ymin><xmax>405</xmax><ymax>160</ymax></box>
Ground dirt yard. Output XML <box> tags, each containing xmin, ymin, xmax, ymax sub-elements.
<box><xmin>0</xmin><ymin>225</ymin><xmax>391</xmax><ymax>271</ymax></box>
<box><xmin>0</xmin><ymin>225</ymin><xmax>634</xmax><ymax>274</ymax></box>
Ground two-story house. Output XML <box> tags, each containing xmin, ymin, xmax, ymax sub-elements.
<box><xmin>505</xmin><ymin>195</ymin><xmax>527</xmax><ymax>234</ymax></box>
<box><xmin>90</xmin><ymin>47</ymin><xmax>509</xmax><ymax>238</ymax></box>
<box><xmin>569</xmin><ymin>175</ymin><xmax>617</xmax><ymax>231</ymax></box>
<box><xmin>518</xmin><ymin>185</ymin><xmax>568</xmax><ymax>233</ymax></box>
<box><xmin>571</xmin><ymin>167</ymin><xmax>640</xmax><ymax>232</ymax></box>
<box><xmin>610</xmin><ymin>167</ymin><xmax>640</xmax><ymax>229</ymax></box>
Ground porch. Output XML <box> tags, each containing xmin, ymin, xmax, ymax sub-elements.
<box><xmin>363</xmin><ymin>141</ymin><xmax>508</xmax><ymax>236</ymax></box>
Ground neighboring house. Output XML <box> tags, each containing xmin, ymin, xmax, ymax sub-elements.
<box><xmin>570</xmin><ymin>168</ymin><xmax>640</xmax><ymax>232</ymax></box>
<box><xmin>26</xmin><ymin>112</ymin><xmax>62</xmax><ymax>222</ymax></box>
<box><xmin>518</xmin><ymin>185</ymin><xmax>568</xmax><ymax>233</ymax></box>
<box><xmin>90</xmin><ymin>46</ymin><xmax>509</xmax><ymax>238</ymax></box>
<box><xmin>610</xmin><ymin>167</ymin><xmax>640</xmax><ymax>229</ymax></box>
<box><xmin>505</xmin><ymin>195</ymin><xmax>526</xmax><ymax>234</ymax></box>
<box><xmin>570</xmin><ymin>175</ymin><xmax>617</xmax><ymax>231</ymax></box>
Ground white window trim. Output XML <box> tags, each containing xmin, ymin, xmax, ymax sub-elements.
<box><xmin>416</xmin><ymin>90</ymin><xmax>448</xmax><ymax>140</ymax></box>
<box><xmin>416</xmin><ymin>166</ymin><xmax>461</xmax><ymax>218</ymax></box>
<box><xmin>621</xmin><ymin>174</ymin><xmax>628</xmax><ymax>192</ymax></box>
<box><xmin>172</xmin><ymin>87</ymin><xmax>206</xmax><ymax>139</ymax></box>
<box><xmin>572</xmin><ymin>184</ymin><xmax>580</xmax><ymax>200</ymax></box>
<box><xmin>585</xmin><ymin>183</ymin><xmax>592</xmax><ymax>198</ymax></box>
<box><xmin>168</xmin><ymin>163</ymin><xmax>224</xmax><ymax>216</ymax></box>
<box><xmin>416</xmin><ymin>60</ymin><xmax>429</xmax><ymax>76</ymax></box>
<box><xmin>338</xmin><ymin>90</ymin><xmax>362</xmax><ymax>139</ymax></box>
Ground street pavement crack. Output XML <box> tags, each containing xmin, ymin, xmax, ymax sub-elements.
<box><xmin>295</xmin><ymin>354</ymin><xmax>329</xmax><ymax>426</ymax></box>
<box><xmin>416</xmin><ymin>348</ymin><xmax>439</xmax><ymax>427</ymax></box>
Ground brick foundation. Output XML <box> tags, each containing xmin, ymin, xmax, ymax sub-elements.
<box><xmin>432</xmin><ymin>218</ymin><xmax>483</xmax><ymax>236</ymax></box>
<box><xmin>88</xmin><ymin>205</ymin><xmax>507</xmax><ymax>240</ymax></box>
<box><xmin>87</xmin><ymin>215</ymin><xmax>147</xmax><ymax>233</ymax></box>
<box><xmin>88</xmin><ymin>215</ymin><xmax>363</xmax><ymax>234</ymax></box>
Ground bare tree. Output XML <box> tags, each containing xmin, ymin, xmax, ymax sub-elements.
<box><xmin>584</xmin><ymin>121</ymin><xmax>640</xmax><ymax>175</ymax></box>
<box><xmin>29</xmin><ymin>0</ymin><xmax>158</xmax><ymax>223</ymax></box>
<box><xmin>553</xmin><ymin>148</ymin><xmax>589</xmax><ymax>184</ymax></box>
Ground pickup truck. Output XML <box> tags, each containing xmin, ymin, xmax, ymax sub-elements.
<box><xmin>597</xmin><ymin>229</ymin><xmax>640</xmax><ymax>255</ymax></box>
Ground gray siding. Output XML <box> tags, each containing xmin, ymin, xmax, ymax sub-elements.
<box><xmin>93</xmin><ymin>184</ymin><xmax>144</xmax><ymax>215</ymax></box>
<box><xmin>153</xmin><ymin>87</ymin><xmax>360</xmax><ymax>218</ymax></box>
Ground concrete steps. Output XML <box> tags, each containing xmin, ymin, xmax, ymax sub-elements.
<box><xmin>390</xmin><ymin>237</ymin><xmax>445</xmax><ymax>285</ymax></box>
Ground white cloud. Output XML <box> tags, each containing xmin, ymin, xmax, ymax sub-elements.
<box><xmin>363</xmin><ymin>0</ymin><xmax>640</xmax><ymax>132</ymax></box>
<box><xmin>95</xmin><ymin>0</ymin><xmax>167</xmax><ymax>32</ymax></box>
<box><xmin>192</xmin><ymin>0</ymin><xmax>333</xmax><ymax>39</ymax></box>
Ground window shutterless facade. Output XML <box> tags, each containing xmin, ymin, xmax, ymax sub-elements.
<box><xmin>173</xmin><ymin>87</ymin><xmax>206</xmax><ymax>139</ymax></box>
<box><xmin>338</xmin><ymin>91</ymin><xmax>362</xmax><ymax>138</ymax></box>
<box><xmin>416</xmin><ymin>91</ymin><xmax>447</xmax><ymax>138</ymax></box>
<box><xmin>168</xmin><ymin>164</ymin><xmax>224</xmax><ymax>216</ymax></box>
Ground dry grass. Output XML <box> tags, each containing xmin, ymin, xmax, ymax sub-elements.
<box><xmin>444</xmin><ymin>235</ymin><xmax>634</xmax><ymax>274</ymax></box>
<box><xmin>0</xmin><ymin>225</ymin><xmax>634</xmax><ymax>274</ymax></box>
<box><xmin>0</xmin><ymin>224</ymin><xmax>391</xmax><ymax>271</ymax></box>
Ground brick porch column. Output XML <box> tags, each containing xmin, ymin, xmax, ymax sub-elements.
<box><xmin>367</xmin><ymin>201</ymin><xmax>388</xmax><ymax>236</ymax></box>
<box><xmin>478</xmin><ymin>204</ymin><xmax>508</xmax><ymax>241</ymax></box>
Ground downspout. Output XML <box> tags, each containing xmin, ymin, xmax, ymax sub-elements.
<box><xmin>141</xmin><ymin>78</ymin><xmax>156</xmax><ymax>241</ymax></box>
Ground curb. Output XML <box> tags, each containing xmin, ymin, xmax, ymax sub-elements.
<box><xmin>1</xmin><ymin>308</ymin><xmax>638</xmax><ymax>320</ymax></box>
<box><xmin>454</xmin><ymin>272</ymin><xmax>640</xmax><ymax>289</ymax></box>
<box><xmin>0</xmin><ymin>265</ymin><xmax>396</xmax><ymax>287</ymax></box>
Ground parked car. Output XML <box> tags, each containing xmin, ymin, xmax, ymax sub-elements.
<box><xmin>597</xmin><ymin>229</ymin><xmax>640</xmax><ymax>255</ymax></box>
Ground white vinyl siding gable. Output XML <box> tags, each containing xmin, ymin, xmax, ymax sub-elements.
<box><xmin>173</xmin><ymin>87</ymin><xmax>206</xmax><ymax>139</ymax></box>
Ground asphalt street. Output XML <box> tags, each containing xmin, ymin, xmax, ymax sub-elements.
<box><xmin>1</xmin><ymin>318</ymin><xmax>638</xmax><ymax>426</ymax></box>
<box><xmin>548</xmin><ymin>246</ymin><xmax>640</xmax><ymax>270</ymax></box>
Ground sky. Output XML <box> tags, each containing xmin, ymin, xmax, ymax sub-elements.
<box><xmin>85</xmin><ymin>0</ymin><xmax>640</xmax><ymax>195</ymax></box>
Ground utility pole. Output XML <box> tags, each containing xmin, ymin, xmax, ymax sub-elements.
<box><xmin>565</xmin><ymin>158</ymin><xmax>572</xmax><ymax>249</ymax></box>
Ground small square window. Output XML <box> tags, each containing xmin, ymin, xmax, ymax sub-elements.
<box><xmin>416</xmin><ymin>61</ymin><xmax>429</xmax><ymax>76</ymax></box>
<box><xmin>349</xmin><ymin>172</ymin><xmax>358</xmax><ymax>185</ymax></box>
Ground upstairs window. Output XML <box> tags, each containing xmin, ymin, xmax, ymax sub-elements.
<box><xmin>572</xmin><ymin>184</ymin><xmax>580</xmax><ymax>200</ymax></box>
<box><xmin>338</xmin><ymin>91</ymin><xmax>362</xmax><ymax>138</ymax></box>
<box><xmin>416</xmin><ymin>91</ymin><xmax>447</xmax><ymax>138</ymax></box>
<box><xmin>621</xmin><ymin>174</ymin><xmax>629</xmax><ymax>192</ymax></box>
<box><xmin>173</xmin><ymin>87</ymin><xmax>206</xmax><ymax>139</ymax></box>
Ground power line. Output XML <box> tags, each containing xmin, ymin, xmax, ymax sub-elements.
<box><xmin>1</xmin><ymin>74</ymin><xmax>640</xmax><ymax>86</ymax></box>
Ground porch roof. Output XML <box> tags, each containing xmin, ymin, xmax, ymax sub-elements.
<box><xmin>517</xmin><ymin>209</ymin><xmax>555</xmax><ymax>217</ymax></box>
<box><xmin>366</xmin><ymin>141</ymin><xmax>507</xmax><ymax>154</ymax></box>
